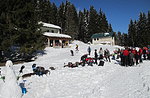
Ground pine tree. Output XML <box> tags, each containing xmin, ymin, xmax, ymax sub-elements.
<box><xmin>116</xmin><ymin>32</ymin><xmax>123</xmax><ymax>46</ymax></box>
<box><xmin>78</xmin><ymin>11</ymin><xmax>84</xmax><ymax>41</ymax></box>
<box><xmin>87</xmin><ymin>6</ymin><xmax>98</xmax><ymax>41</ymax></box>
<box><xmin>146</xmin><ymin>11</ymin><xmax>150</xmax><ymax>45</ymax></box>
<box><xmin>108</xmin><ymin>24</ymin><xmax>113</xmax><ymax>32</ymax></box>
<box><xmin>97</xmin><ymin>9</ymin><xmax>109</xmax><ymax>33</ymax></box>
<box><xmin>50</xmin><ymin>3</ymin><xmax>58</xmax><ymax>24</ymax></box>
<box><xmin>122</xmin><ymin>33</ymin><xmax>128</xmax><ymax>46</ymax></box>
<box><xmin>83</xmin><ymin>9</ymin><xmax>89</xmax><ymax>42</ymax></box>
<box><xmin>101</xmin><ymin>13</ymin><xmax>109</xmax><ymax>32</ymax></box>
<box><xmin>57</xmin><ymin>2</ymin><xmax>66</xmax><ymax>33</ymax></box>
<box><xmin>137</xmin><ymin>12</ymin><xmax>147</xmax><ymax>47</ymax></box>
<box><xmin>0</xmin><ymin>0</ymin><xmax>17</xmax><ymax>51</ymax></box>
<box><xmin>64</xmin><ymin>1</ymin><xmax>78</xmax><ymax>39</ymax></box>
<box><xmin>13</xmin><ymin>0</ymin><xmax>45</xmax><ymax>54</ymax></box>
<box><xmin>128</xmin><ymin>19</ymin><xmax>136</xmax><ymax>47</ymax></box>
<box><xmin>0</xmin><ymin>0</ymin><xmax>45</xmax><ymax>61</ymax></box>
<box><xmin>78</xmin><ymin>9</ymin><xmax>89</xmax><ymax>42</ymax></box>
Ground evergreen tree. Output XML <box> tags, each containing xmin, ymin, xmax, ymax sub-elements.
<box><xmin>97</xmin><ymin>9</ymin><xmax>109</xmax><ymax>33</ymax></box>
<box><xmin>127</xmin><ymin>11</ymin><xmax>150</xmax><ymax>47</ymax></box>
<box><xmin>116</xmin><ymin>31</ymin><xmax>123</xmax><ymax>46</ymax></box>
<box><xmin>50</xmin><ymin>3</ymin><xmax>58</xmax><ymax>24</ymax></box>
<box><xmin>57</xmin><ymin>2</ymin><xmax>66</xmax><ymax>33</ymax></box>
<box><xmin>83</xmin><ymin>9</ymin><xmax>89</xmax><ymax>42</ymax></box>
<box><xmin>101</xmin><ymin>13</ymin><xmax>109</xmax><ymax>32</ymax></box>
<box><xmin>78</xmin><ymin>11</ymin><xmax>84</xmax><ymax>41</ymax></box>
<box><xmin>65</xmin><ymin>1</ymin><xmax>78</xmax><ymax>39</ymax></box>
<box><xmin>13</xmin><ymin>0</ymin><xmax>45</xmax><ymax>54</ymax></box>
<box><xmin>87</xmin><ymin>6</ymin><xmax>98</xmax><ymax>42</ymax></box>
<box><xmin>146</xmin><ymin>11</ymin><xmax>150</xmax><ymax>45</ymax></box>
<box><xmin>78</xmin><ymin>9</ymin><xmax>89</xmax><ymax>42</ymax></box>
<box><xmin>137</xmin><ymin>12</ymin><xmax>147</xmax><ymax>47</ymax></box>
<box><xmin>122</xmin><ymin>33</ymin><xmax>128</xmax><ymax>46</ymax></box>
<box><xmin>0</xmin><ymin>0</ymin><xmax>45</xmax><ymax>61</ymax></box>
<box><xmin>128</xmin><ymin>19</ymin><xmax>136</xmax><ymax>47</ymax></box>
<box><xmin>108</xmin><ymin>24</ymin><xmax>113</xmax><ymax>32</ymax></box>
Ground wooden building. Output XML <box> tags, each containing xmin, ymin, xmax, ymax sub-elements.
<box><xmin>39</xmin><ymin>22</ymin><xmax>72</xmax><ymax>48</ymax></box>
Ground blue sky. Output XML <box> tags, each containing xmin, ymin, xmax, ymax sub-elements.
<box><xmin>50</xmin><ymin>0</ymin><xmax>150</xmax><ymax>33</ymax></box>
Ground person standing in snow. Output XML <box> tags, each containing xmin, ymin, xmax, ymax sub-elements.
<box><xmin>99</xmin><ymin>48</ymin><xmax>103</xmax><ymax>59</ymax></box>
<box><xmin>128</xmin><ymin>51</ymin><xmax>134</xmax><ymax>66</ymax></box>
<box><xmin>138</xmin><ymin>48</ymin><xmax>143</xmax><ymax>63</ymax></box>
<box><xmin>104</xmin><ymin>49</ymin><xmax>111</xmax><ymax>62</ymax></box>
<box><xmin>131</xmin><ymin>48</ymin><xmax>137</xmax><ymax>65</ymax></box>
<box><xmin>75</xmin><ymin>44</ymin><xmax>79</xmax><ymax>51</ymax></box>
<box><xmin>70</xmin><ymin>50</ymin><xmax>74</xmax><ymax>56</ymax></box>
<box><xmin>120</xmin><ymin>49</ymin><xmax>124</xmax><ymax>66</ymax></box>
<box><xmin>123</xmin><ymin>48</ymin><xmax>129</xmax><ymax>66</ymax></box>
<box><xmin>94</xmin><ymin>49</ymin><xmax>98</xmax><ymax>65</ymax></box>
<box><xmin>143</xmin><ymin>47</ymin><xmax>147</xmax><ymax>60</ymax></box>
<box><xmin>148</xmin><ymin>45</ymin><xmax>150</xmax><ymax>60</ymax></box>
<box><xmin>134</xmin><ymin>49</ymin><xmax>139</xmax><ymax>65</ymax></box>
<box><xmin>87</xmin><ymin>46</ymin><xmax>91</xmax><ymax>55</ymax></box>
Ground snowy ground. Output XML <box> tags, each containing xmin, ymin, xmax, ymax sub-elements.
<box><xmin>0</xmin><ymin>40</ymin><xmax>150</xmax><ymax>98</ymax></box>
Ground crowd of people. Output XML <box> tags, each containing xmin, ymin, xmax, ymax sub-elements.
<box><xmin>85</xmin><ymin>45</ymin><xmax>150</xmax><ymax>67</ymax></box>
<box><xmin>117</xmin><ymin>47</ymin><xmax>150</xmax><ymax>66</ymax></box>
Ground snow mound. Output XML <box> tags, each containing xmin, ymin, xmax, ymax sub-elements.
<box><xmin>0</xmin><ymin>60</ymin><xmax>22</xmax><ymax>98</ymax></box>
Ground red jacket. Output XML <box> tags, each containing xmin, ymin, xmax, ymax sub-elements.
<box><xmin>131</xmin><ymin>49</ymin><xmax>137</xmax><ymax>55</ymax></box>
<box><xmin>139</xmin><ymin>48</ymin><xmax>143</xmax><ymax>54</ymax></box>
<box><xmin>123</xmin><ymin>50</ymin><xmax>129</xmax><ymax>56</ymax></box>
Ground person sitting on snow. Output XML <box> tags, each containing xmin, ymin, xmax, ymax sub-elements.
<box><xmin>32</xmin><ymin>64</ymin><xmax>37</xmax><ymax>73</ymax></box>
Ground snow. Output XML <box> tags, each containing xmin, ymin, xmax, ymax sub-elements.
<box><xmin>0</xmin><ymin>40</ymin><xmax>150</xmax><ymax>98</ymax></box>
<box><xmin>43</xmin><ymin>32</ymin><xmax>71</xmax><ymax>38</ymax></box>
<box><xmin>39</xmin><ymin>21</ymin><xmax>61</xmax><ymax>29</ymax></box>
<box><xmin>0</xmin><ymin>60</ymin><xmax>22</xmax><ymax>98</ymax></box>
<box><xmin>104</xmin><ymin>33</ymin><xmax>109</xmax><ymax>36</ymax></box>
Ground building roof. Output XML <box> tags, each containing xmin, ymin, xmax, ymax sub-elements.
<box><xmin>43</xmin><ymin>32</ymin><xmax>71</xmax><ymax>39</ymax></box>
<box><xmin>91</xmin><ymin>32</ymin><xmax>114</xmax><ymax>38</ymax></box>
<box><xmin>39</xmin><ymin>21</ymin><xmax>61</xmax><ymax>29</ymax></box>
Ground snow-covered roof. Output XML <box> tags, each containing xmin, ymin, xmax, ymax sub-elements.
<box><xmin>104</xmin><ymin>33</ymin><xmax>109</xmax><ymax>36</ymax></box>
<box><xmin>91</xmin><ymin>32</ymin><xmax>114</xmax><ymax>38</ymax></box>
<box><xmin>43</xmin><ymin>32</ymin><xmax>71</xmax><ymax>38</ymax></box>
<box><xmin>39</xmin><ymin>21</ymin><xmax>61</xmax><ymax>29</ymax></box>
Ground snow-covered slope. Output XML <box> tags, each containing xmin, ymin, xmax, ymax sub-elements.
<box><xmin>0</xmin><ymin>40</ymin><xmax>150</xmax><ymax>98</ymax></box>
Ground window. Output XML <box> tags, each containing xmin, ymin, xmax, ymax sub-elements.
<box><xmin>51</xmin><ymin>30</ymin><xmax>54</xmax><ymax>33</ymax></box>
<box><xmin>97</xmin><ymin>38</ymin><xmax>99</xmax><ymax>40</ymax></box>
<box><xmin>94</xmin><ymin>38</ymin><xmax>96</xmax><ymax>41</ymax></box>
